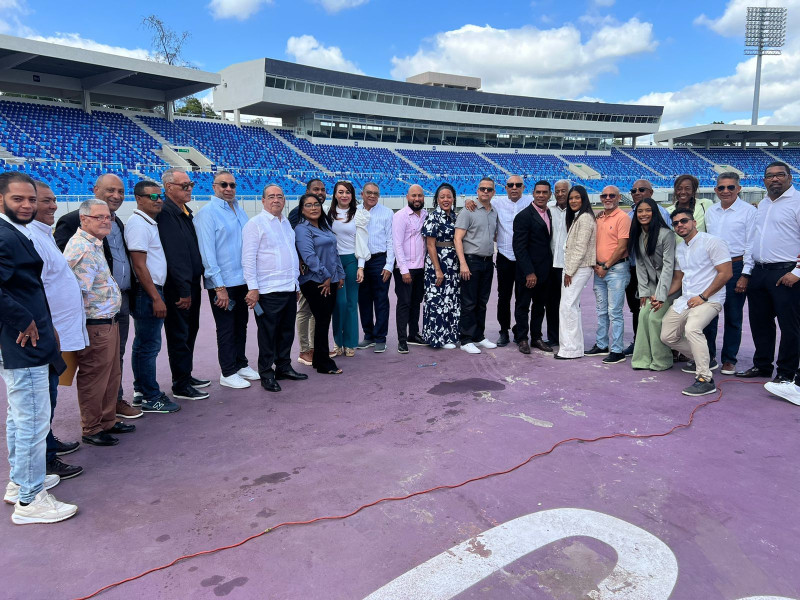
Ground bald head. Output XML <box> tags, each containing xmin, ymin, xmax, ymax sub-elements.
<box><xmin>407</xmin><ymin>184</ymin><xmax>424</xmax><ymax>213</ymax></box>
<box><xmin>93</xmin><ymin>173</ymin><xmax>124</xmax><ymax>213</ymax></box>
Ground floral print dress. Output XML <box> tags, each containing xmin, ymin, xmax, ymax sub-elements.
<box><xmin>422</xmin><ymin>208</ymin><xmax>460</xmax><ymax>347</ymax></box>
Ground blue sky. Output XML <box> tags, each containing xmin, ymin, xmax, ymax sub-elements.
<box><xmin>3</xmin><ymin>0</ymin><xmax>800</xmax><ymax>130</ymax></box>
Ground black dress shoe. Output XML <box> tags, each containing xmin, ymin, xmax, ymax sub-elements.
<box><xmin>172</xmin><ymin>385</ymin><xmax>210</xmax><ymax>400</ymax></box>
<box><xmin>51</xmin><ymin>436</ymin><xmax>80</xmax><ymax>456</ymax></box>
<box><xmin>47</xmin><ymin>457</ymin><xmax>83</xmax><ymax>479</ymax></box>
<box><xmin>108</xmin><ymin>422</ymin><xmax>135</xmax><ymax>434</ymax></box>
<box><xmin>407</xmin><ymin>333</ymin><xmax>426</xmax><ymax>346</ymax></box>
<box><xmin>735</xmin><ymin>366</ymin><xmax>772</xmax><ymax>378</ymax></box>
<box><xmin>189</xmin><ymin>376</ymin><xmax>211</xmax><ymax>388</ymax></box>
<box><xmin>82</xmin><ymin>432</ymin><xmax>119</xmax><ymax>446</ymax></box>
<box><xmin>531</xmin><ymin>339</ymin><xmax>553</xmax><ymax>352</ymax></box>
<box><xmin>518</xmin><ymin>340</ymin><xmax>531</xmax><ymax>355</ymax></box>
<box><xmin>261</xmin><ymin>376</ymin><xmax>281</xmax><ymax>392</ymax></box>
<box><xmin>275</xmin><ymin>368</ymin><xmax>309</xmax><ymax>381</ymax></box>
<box><xmin>496</xmin><ymin>332</ymin><xmax>510</xmax><ymax>347</ymax></box>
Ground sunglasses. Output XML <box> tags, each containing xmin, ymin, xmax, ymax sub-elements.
<box><xmin>215</xmin><ymin>181</ymin><xmax>237</xmax><ymax>189</ymax></box>
<box><xmin>478</xmin><ymin>186</ymin><xmax>495</xmax><ymax>192</ymax></box>
<box><xmin>715</xmin><ymin>184</ymin><xmax>737</xmax><ymax>192</ymax></box>
<box><xmin>630</xmin><ymin>187</ymin><xmax>651</xmax><ymax>194</ymax></box>
<box><xmin>168</xmin><ymin>182</ymin><xmax>195</xmax><ymax>191</ymax></box>
<box><xmin>506</xmin><ymin>182</ymin><xmax>523</xmax><ymax>188</ymax></box>
<box><xmin>671</xmin><ymin>217</ymin><xmax>692</xmax><ymax>227</ymax></box>
<box><xmin>137</xmin><ymin>193</ymin><xmax>164</xmax><ymax>201</ymax></box>
<box><xmin>599</xmin><ymin>193</ymin><xmax>618</xmax><ymax>199</ymax></box>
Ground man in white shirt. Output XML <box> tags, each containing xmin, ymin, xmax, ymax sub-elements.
<box><xmin>704</xmin><ymin>172</ymin><xmax>757</xmax><ymax>376</ymax></box>
<box><xmin>126</xmin><ymin>181</ymin><xmax>180</xmax><ymax>415</ymax></box>
<box><xmin>545</xmin><ymin>179</ymin><xmax>570</xmax><ymax>345</ymax></box>
<box><xmin>28</xmin><ymin>180</ymin><xmax>86</xmax><ymax>480</ymax></box>
<box><xmin>243</xmin><ymin>185</ymin><xmax>307</xmax><ymax>392</ymax></box>
<box><xmin>736</xmin><ymin>161</ymin><xmax>800</xmax><ymax>406</ymax></box>
<box><xmin>661</xmin><ymin>208</ymin><xmax>732</xmax><ymax>396</ymax></box>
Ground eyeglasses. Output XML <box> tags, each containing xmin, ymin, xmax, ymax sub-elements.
<box><xmin>630</xmin><ymin>187</ymin><xmax>651</xmax><ymax>194</ymax></box>
<box><xmin>506</xmin><ymin>182</ymin><xmax>523</xmax><ymax>188</ymax></box>
<box><xmin>303</xmin><ymin>202</ymin><xmax>322</xmax><ymax>209</ymax></box>
<box><xmin>214</xmin><ymin>181</ymin><xmax>237</xmax><ymax>189</ymax></box>
<box><xmin>671</xmin><ymin>217</ymin><xmax>692</xmax><ymax>227</ymax></box>
<box><xmin>167</xmin><ymin>182</ymin><xmax>195</xmax><ymax>191</ymax></box>
<box><xmin>478</xmin><ymin>187</ymin><xmax>495</xmax><ymax>192</ymax></box>
<box><xmin>136</xmin><ymin>193</ymin><xmax>164</xmax><ymax>201</ymax></box>
<box><xmin>764</xmin><ymin>172</ymin><xmax>788</xmax><ymax>180</ymax></box>
<box><xmin>363</xmin><ymin>190</ymin><xmax>380</xmax><ymax>196</ymax></box>
<box><xmin>599</xmin><ymin>193</ymin><xmax>618</xmax><ymax>199</ymax></box>
<box><xmin>715</xmin><ymin>184</ymin><xmax>737</xmax><ymax>192</ymax></box>
<box><xmin>265</xmin><ymin>194</ymin><xmax>285</xmax><ymax>200</ymax></box>
<box><xmin>83</xmin><ymin>214</ymin><xmax>112</xmax><ymax>222</ymax></box>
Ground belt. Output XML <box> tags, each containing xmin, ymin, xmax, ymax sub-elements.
<box><xmin>754</xmin><ymin>261</ymin><xmax>796</xmax><ymax>271</ymax></box>
<box><xmin>368</xmin><ymin>252</ymin><xmax>387</xmax><ymax>258</ymax></box>
<box><xmin>435</xmin><ymin>241</ymin><xmax>455</xmax><ymax>248</ymax></box>
<box><xmin>86</xmin><ymin>315</ymin><xmax>119</xmax><ymax>325</ymax></box>
<box><xmin>465</xmin><ymin>254</ymin><xmax>493</xmax><ymax>262</ymax></box>
<box><xmin>730</xmin><ymin>255</ymin><xmax>743</xmax><ymax>262</ymax></box>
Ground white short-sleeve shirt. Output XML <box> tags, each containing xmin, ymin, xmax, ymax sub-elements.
<box><xmin>124</xmin><ymin>210</ymin><xmax>167</xmax><ymax>286</ymax></box>
<box><xmin>672</xmin><ymin>232</ymin><xmax>731</xmax><ymax>314</ymax></box>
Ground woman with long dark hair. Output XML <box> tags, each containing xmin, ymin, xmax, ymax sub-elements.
<box><xmin>422</xmin><ymin>183</ymin><xmax>460</xmax><ymax>348</ymax></box>
<box><xmin>556</xmin><ymin>185</ymin><xmax>596</xmax><ymax>359</ymax></box>
<box><xmin>295</xmin><ymin>193</ymin><xmax>345</xmax><ymax>374</ymax></box>
<box><xmin>629</xmin><ymin>197</ymin><xmax>677</xmax><ymax>370</ymax></box>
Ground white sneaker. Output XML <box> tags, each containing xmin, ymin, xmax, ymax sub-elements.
<box><xmin>477</xmin><ymin>338</ymin><xmax>497</xmax><ymax>349</ymax></box>
<box><xmin>237</xmin><ymin>366</ymin><xmax>260</xmax><ymax>381</ymax></box>
<box><xmin>220</xmin><ymin>373</ymin><xmax>251</xmax><ymax>389</ymax></box>
<box><xmin>12</xmin><ymin>490</ymin><xmax>77</xmax><ymax>525</ymax></box>
<box><xmin>461</xmin><ymin>343</ymin><xmax>481</xmax><ymax>354</ymax></box>
<box><xmin>764</xmin><ymin>380</ymin><xmax>800</xmax><ymax>406</ymax></box>
<box><xmin>443</xmin><ymin>343</ymin><xmax>457</xmax><ymax>349</ymax></box>
<box><xmin>4</xmin><ymin>474</ymin><xmax>60</xmax><ymax>504</ymax></box>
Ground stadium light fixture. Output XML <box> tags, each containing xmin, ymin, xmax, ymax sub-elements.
<box><xmin>745</xmin><ymin>6</ymin><xmax>787</xmax><ymax>125</ymax></box>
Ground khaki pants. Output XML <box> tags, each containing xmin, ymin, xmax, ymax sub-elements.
<box><xmin>296</xmin><ymin>292</ymin><xmax>316</xmax><ymax>353</ymax></box>
<box><xmin>76</xmin><ymin>323</ymin><xmax>121</xmax><ymax>435</ymax></box>
<box><xmin>660</xmin><ymin>302</ymin><xmax>722</xmax><ymax>379</ymax></box>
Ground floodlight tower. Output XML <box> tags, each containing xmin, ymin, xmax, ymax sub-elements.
<box><xmin>745</xmin><ymin>6</ymin><xmax>787</xmax><ymax>125</ymax></box>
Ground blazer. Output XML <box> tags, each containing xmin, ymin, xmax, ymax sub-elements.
<box><xmin>0</xmin><ymin>219</ymin><xmax>65</xmax><ymax>372</ymax></box>
<box><xmin>635</xmin><ymin>227</ymin><xmax>677</xmax><ymax>302</ymax></box>
<box><xmin>512</xmin><ymin>203</ymin><xmax>553</xmax><ymax>281</ymax></box>
<box><xmin>156</xmin><ymin>197</ymin><xmax>204</xmax><ymax>298</ymax></box>
<box><xmin>563</xmin><ymin>212</ymin><xmax>597</xmax><ymax>277</ymax></box>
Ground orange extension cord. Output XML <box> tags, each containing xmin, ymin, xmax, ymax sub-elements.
<box><xmin>73</xmin><ymin>379</ymin><xmax>765</xmax><ymax>600</ymax></box>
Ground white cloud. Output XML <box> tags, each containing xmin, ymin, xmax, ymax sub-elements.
<box><xmin>26</xmin><ymin>33</ymin><xmax>152</xmax><ymax>60</ymax></box>
<box><xmin>316</xmin><ymin>0</ymin><xmax>369</xmax><ymax>13</ymax></box>
<box><xmin>208</xmin><ymin>0</ymin><xmax>273</xmax><ymax>20</ymax></box>
<box><xmin>286</xmin><ymin>35</ymin><xmax>364</xmax><ymax>74</ymax></box>
<box><xmin>0</xmin><ymin>0</ymin><xmax>33</xmax><ymax>36</ymax></box>
<box><xmin>695</xmin><ymin>0</ymin><xmax>800</xmax><ymax>37</ymax></box>
<box><xmin>390</xmin><ymin>20</ymin><xmax>655</xmax><ymax>99</ymax></box>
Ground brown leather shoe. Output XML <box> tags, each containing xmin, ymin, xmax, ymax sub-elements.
<box><xmin>531</xmin><ymin>339</ymin><xmax>554</xmax><ymax>353</ymax></box>
<box><xmin>518</xmin><ymin>340</ymin><xmax>531</xmax><ymax>354</ymax></box>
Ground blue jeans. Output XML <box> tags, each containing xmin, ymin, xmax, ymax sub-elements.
<box><xmin>594</xmin><ymin>262</ymin><xmax>630</xmax><ymax>353</ymax></box>
<box><xmin>132</xmin><ymin>286</ymin><xmax>165</xmax><ymax>402</ymax></box>
<box><xmin>0</xmin><ymin>355</ymin><xmax>50</xmax><ymax>503</ymax></box>
<box><xmin>703</xmin><ymin>260</ymin><xmax>745</xmax><ymax>365</ymax></box>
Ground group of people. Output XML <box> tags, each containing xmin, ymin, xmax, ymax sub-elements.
<box><xmin>1</xmin><ymin>160</ymin><xmax>799</xmax><ymax>525</ymax></box>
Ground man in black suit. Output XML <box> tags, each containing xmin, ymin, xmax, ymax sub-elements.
<box><xmin>54</xmin><ymin>173</ymin><xmax>140</xmax><ymax>419</ymax></box>
<box><xmin>0</xmin><ymin>171</ymin><xmax>77</xmax><ymax>524</ymax></box>
<box><xmin>512</xmin><ymin>180</ymin><xmax>554</xmax><ymax>355</ymax></box>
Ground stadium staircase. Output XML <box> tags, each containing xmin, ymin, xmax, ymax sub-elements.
<box><xmin>615</xmin><ymin>147</ymin><xmax>664</xmax><ymax>177</ymax></box>
<box><xmin>476</xmin><ymin>153</ymin><xmax>511</xmax><ymax>177</ymax></box>
<box><xmin>270</xmin><ymin>129</ymin><xmax>331</xmax><ymax>175</ymax></box>
<box><xmin>128</xmin><ymin>116</ymin><xmax>192</xmax><ymax>169</ymax></box>
<box><xmin>389</xmin><ymin>148</ymin><xmax>431</xmax><ymax>176</ymax></box>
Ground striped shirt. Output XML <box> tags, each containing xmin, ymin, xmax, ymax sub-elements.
<box><xmin>363</xmin><ymin>203</ymin><xmax>395</xmax><ymax>270</ymax></box>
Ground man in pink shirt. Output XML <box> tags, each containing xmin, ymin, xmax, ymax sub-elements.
<box><xmin>392</xmin><ymin>185</ymin><xmax>427</xmax><ymax>354</ymax></box>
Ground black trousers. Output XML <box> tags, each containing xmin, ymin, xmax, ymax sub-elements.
<box><xmin>301</xmin><ymin>280</ymin><xmax>339</xmax><ymax>373</ymax></box>
<box><xmin>255</xmin><ymin>291</ymin><xmax>296</xmax><ymax>377</ymax></box>
<box><xmin>513</xmin><ymin>269</ymin><xmax>548</xmax><ymax>343</ymax></box>
<box><xmin>358</xmin><ymin>253</ymin><xmax>391</xmax><ymax>343</ymax></box>
<box><xmin>208</xmin><ymin>284</ymin><xmax>249</xmax><ymax>377</ymax></box>
<box><xmin>495</xmin><ymin>253</ymin><xmax>517</xmax><ymax>334</ymax></box>
<box><xmin>545</xmin><ymin>266</ymin><xmax>562</xmax><ymax>343</ymax></box>
<box><xmin>624</xmin><ymin>265</ymin><xmax>639</xmax><ymax>340</ymax></box>
<box><xmin>747</xmin><ymin>263</ymin><xmax>800</xmax><ymax>379</ymax></box>
<box><xmin>393</xmin><ymin>267</ymin><xmax>424</xmax><ymax>343</ymax></box>
<box><xmin>460</xmin><ymin>255</ymin><xmax>494</xmax><ymax>344</ymax></box>
<box><xmin>164</xmin><ymin>282</ymin><xmax>201</xmax><ymax>389</ymax></box>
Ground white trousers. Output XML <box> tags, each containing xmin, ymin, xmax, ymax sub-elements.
<box><xmin>557</xmin><ymin>266</ymin><xmax>593</xmax><ymax>358</ymax></box>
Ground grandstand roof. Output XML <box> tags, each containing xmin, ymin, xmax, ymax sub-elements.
<box><xmin>654</xmin><ymin>124</ymin><xmax>800</xmax><ymax>145</ymax></box>
<box><xmin>0</xmin><ymin>34</ymin><xmax>219</xmax><ymax>109</ymax></box>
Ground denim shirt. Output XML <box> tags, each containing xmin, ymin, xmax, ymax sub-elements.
<box><xmin>193</xmin><ymin>196</ymin><xmax>249</xmax><ymax>289</ymax></box>
<box><xmin>295</xmin><ymin>221</ymin><xmax>345</xmax><ymax>285</ymax></box>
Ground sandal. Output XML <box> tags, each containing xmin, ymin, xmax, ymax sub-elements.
<box><xmin>319</xmin><ymin>368</ymin><xmax>343</xmax><ymax>375</ymax></box>
<box><xmin>330</xmin><ymin>345</ymin><xmax>343</xmax><ymax>357</ymax></box>
<box><xmin>344</xmin><ymin>348</ymin><xmax>355</xmax><ymax>357</ymax></box>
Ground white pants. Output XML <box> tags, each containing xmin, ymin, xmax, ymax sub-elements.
<box><xmin>557</xmin><ymin>266</ymin><xmax>593</xmax><ymax>358</ymax></box>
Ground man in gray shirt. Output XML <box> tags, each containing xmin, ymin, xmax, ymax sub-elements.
<box><xmin>454</xmin><ymin>177</ymin><xmax>499</xmax><ymax>354</ymax></box>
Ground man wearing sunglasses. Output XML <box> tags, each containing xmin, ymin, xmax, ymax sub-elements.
<box><xmin>737</xmin><ymin>161</ymin><xmax>800</xmax><ymax>406</ymax></box>
<box><xmin>661</xmin><ymin>208</ymin><xmax>731</xmax><ymax>396</ymax></box>
<box><xmin>125</xmin><ymin>181</ymin><xmax>180</xmax><ymax>414</ymax></box>
<box><xmin>704</xmin><ymin>172</ymin><xmax>756</xmax><ymax>378</ymax></box>
<box><xmin>587</xmin><ymin>186</ymin><xmax>631</xmax><ymax>364</ymax></box>
<box><xmin>157</xmin><ymin>168</ymin><xmax>209</xmax><ymax>402</ymax></box>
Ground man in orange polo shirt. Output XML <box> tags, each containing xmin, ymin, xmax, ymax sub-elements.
<box><xmin>586</xmin><ymin>185</ymin><xmax>631</xmax><ymax>364</ymax></box>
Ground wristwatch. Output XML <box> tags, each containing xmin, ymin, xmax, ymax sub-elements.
<box><xmin>699</xmin><ymin>294</ymin><xmax>708</xmax><ymax>302</ymax></box>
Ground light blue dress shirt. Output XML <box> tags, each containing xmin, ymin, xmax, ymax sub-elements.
<box><xmin>193</xmin><ymin>195</ymin><xmax>249</xmax><ymax>289</ymax></box>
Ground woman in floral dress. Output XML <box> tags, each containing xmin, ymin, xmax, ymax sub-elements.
<box><xmin>422</xmin><ymin>183</ymin><xmax>460</xmax><ymax>348</ymax></box>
